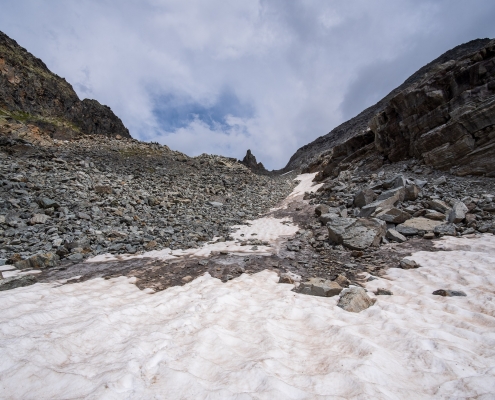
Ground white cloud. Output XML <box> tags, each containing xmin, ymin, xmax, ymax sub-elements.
<box><xmin>1</xmin><ymin>0</ymin><xmax>494</xmax><ymax>169</ymax></box>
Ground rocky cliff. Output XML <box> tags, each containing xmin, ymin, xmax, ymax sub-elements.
<box><xmin>283</xmin><ymin>38</ymin><xmax>493</xmax><ymax>176</ymax></box>
<box><xmin>0</xmin><ymin>31</ymin><xmax>130</xmax><ymax>139</ymax></box>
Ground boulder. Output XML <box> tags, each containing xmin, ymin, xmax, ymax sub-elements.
<box><xmin>353</xmin><ymin>189</ymin><xmax>376</xmax><ymax>208</ymax></box>
<box><xmin>404</xmin><ymin>184</ymin><xmax>420</xmax><ymax>201</ymax></box>
<box><xmin>428</xmin><ymin>199</ymin><xmax>451</xmax><ymax>213</ymax></box>
<box><xmin>359</xmin><ymin>191</ymin><xmax>402</xmax><ymax>218</ymax></box>
<box><xmin>434</xmin><ymin>223</ymin><xmax>457</xmax><ymax>236</ymax></box>
<box><xmin>448</xmin><ymin>201</ymin><xmax>468</xmax><ymax>223</ymax></box>
<box><xmin>319</xmin><ymin>211</ymin><xmax>341</xmax><ymax>225</ymax></box>
<box><xmin>14</xmin><ymin>253</ymin><xmax>60</xmax><ymax>270</ymax></box>
<box><xmin>327</xmin><ymin>217</ymin><xmax>386</xmax><ymax>250</ymax></box>
<box><xmin>399</xmin><ymin>217</ymin><xmax>443</xmax><ymax>232</ymax></box>
<box><xmin>299</xmin><ymin>278</ymin><xmax>342</xmax><ymax>297</ymax></box>
<box><xmin>376</xmin><ymin>187</ymin><xmax>405</xmax><ymax>202</ymax></box>
<box><xmin>395</xmin><ymin>224</ymin><xmax>419</xmax><ymax>236</ymax></box>
<box><xmin>337</xmin><ymin>287</ymin><xmax>375</xmax><ymax>312</ymax></box>
<box><xmin>377</xmin><ymin>207</ymin><xmax>411</xmax><ymax>224</ymax></box>
<box><xmin>386</xmin><ymin>228</ymin><xmax>407</xmax><ymax>243</ymax></box>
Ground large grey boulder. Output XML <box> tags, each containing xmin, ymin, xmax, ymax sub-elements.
<box><xmin>337</xmin><ymin>287</ymin><xmax>375</xmax><ymax>312</ymax></box>
<box><xmin>299</xmin><ymin>278</ymin><xmax>343</xmax><ymax>297</ymax></box>
<box><xmin>327</xmin><ymin>217</ymin><xmax>386</xmax><ymax>250</ymax></box>
<box><xmin>448</xmin><ymin>201</ymin><xmax>468</xmax><ymax>223</ymax></box>
<box><xmin>376</xmin><ymin>207</ymin><xmax>411</xmax><ymax>224</ymax></box>
<box><xmin>353</xmin><ymin>189</ymin><xmax>376</xmax><ymax>208</ymax></box>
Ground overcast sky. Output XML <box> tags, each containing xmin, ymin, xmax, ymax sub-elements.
<box><xmin>2</xmin><ymin>1</ymin><xmax>494</xmax><ymax>169</ymax></box>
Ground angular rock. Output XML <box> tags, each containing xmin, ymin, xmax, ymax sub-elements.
<box><xmin>377</xmin><ymin>207</ymin><xmax>411</xmax><ymax>224</ymax></box>
<box><xmin>335</xmin><ymin>274</ymin><xmax>350</xmax><ymax>288</ymax></box>
<box><xmin>399</xmin><ymin>258</ymin><xmax>418</xmax><ymax>269</ymax></box>
<box><xmin>327</xmin><ymin>217</ymin><xmax>386</xmax><ymax>250</ymax></box>
<box><xmin>279</xmin><ymin>272</ymin><xmax>301</xmax><ymax>284</ymax></box>
<box><xmin>359</xmin><ymin>192</ymin><xmax>402</xmax><ymax>218</ymax></box>
<box><xmin>399</xmin><ymin>217</ymin><xmax>443</xmax><ymax>232</ymax></box>
<box><xmin>319</xmin><ymin>212</ymin><xmax>340</xmax><ymax>225</ymax></box>
<box><xmin>38</xmin><ymin>198</ymin><xmax>59</xmax><ymax>209</ymax></box>
<box><xmin>376</xmin><ymin>187</ymin><xmax>405</xmax><ymax>202</ymax></box>
<box><xmin>434</xmin><ymin>223</ymin><xmax>457</xmax><ymax>236</ymax></box>
<box><xmin>0</xmin><ymin>274</ymin><xmax>37</xmax><ymax>291</ymax></box>
<box><xmin>394</xmin><ymin>225</ymin><xmax>416</xmax><ymax>237</ymax></box>
<box><xmin>353</xmin><ymin>189</ymin><xmax>376</xmax><ymax>208</ymax></box>
<box><xmin>448</xmin><ymin>201</ymin><xmax>468</xmax><ymax>223</ymax></box>
<box><xmin>428</xmin><ymin>199</ymin><xmax>451</xmax><ymax>213</ymax></box>
<box><xmin>95</xmin><ymin>185</ymin><xmax>113</xmax><ymax>194</ymax></box>
<box><xmin>30</xmin><ymin>214</ymin><xmax>49</xmax><ymax>224</ymax></box>
<box><xmin>299</xmin><ymin>278</ymin><xmax>342</xmax><ymax>297</ymax></box>
<box><xmin>386</xmin><ymin>228</ymin><xmax>407</xmax><ymax>243</ymax></box>
<box><xmin>425</xmin><ymin>210</ymin><xmax>446</xmax><ymax>221</ymax></box>
<box><xmin>15</xmin><ymin>253</ymin><xmax>60</xmax><ymax>269</ymax></box>
<box><xmin>337</xmin><ymin>287</ymin><xmax>375</xmax><ymax>313</ymax></box>
<box><xmin>383</xmin><ymin>175</ymin><xmax>406</xmax><ymax>189</ymax></box>
<box><xmin>77</xmin><ymin>212</ymin><xmax>91</xmax><ymax>220</ymax></box>
<box><xmin>404</xmin><ymin>184</ymin><xmax>420</xmax><ymax>201</ymax></box>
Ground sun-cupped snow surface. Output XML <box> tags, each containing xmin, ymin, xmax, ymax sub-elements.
<box><xmin>87</xmin><ymin>173</ymin><xmax>320</xmax><ymax>263</ymax></box>
<box><xmin>2</xmin><ymin>234</ymin><xmax>495</xmax><ymax>399</ymax></box>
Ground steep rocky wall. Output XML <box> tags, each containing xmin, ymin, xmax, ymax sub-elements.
<box><xmin>283</xmin><ymin>38</ymin><xmax>492</xmax><ymax>173</ymax></box>
<box><xmin>372</xmin><ymin>39</ymin><xmax>495</xmax><ymax>177</ymax></box>
<box><xmin>0</xmin><ymin>31</ymin><xmax>130</xmax><ymax>139</ymax></box>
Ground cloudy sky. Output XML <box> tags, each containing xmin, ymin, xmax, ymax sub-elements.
<box><xmin>2</xmin><ymin>1</ymin><xmax>494</xmax><ymax>169</ymax></box>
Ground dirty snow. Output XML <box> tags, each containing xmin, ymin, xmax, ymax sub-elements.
<box><xmin>1</xmin><ymin>234</ymin><xmax>495</xmax><ymax>398</ymax></box>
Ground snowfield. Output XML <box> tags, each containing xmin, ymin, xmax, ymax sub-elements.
<box><xmin>1</xmin><ymin>174</ymin><xmax>495</xmax><ymax>399</ymax></box>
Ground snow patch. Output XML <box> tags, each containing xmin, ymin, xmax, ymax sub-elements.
<box><xmin>1</xmin><ymin>235</ymin><xmax>495</xmax><ymax>398</ymax></box>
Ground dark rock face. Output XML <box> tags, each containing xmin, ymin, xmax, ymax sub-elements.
<box><xmin>284</xmin><ymin>38</ymin><xmax>493</xmax><ymax>173</ymax></box>
<box><xmin>241</xmin><ymin>149</ymin><xmax>269</xmax><ymax>174</ymax></box>
<box><xmin>0</xmin><ymin>31</ymin><xmax>130</xmax><ymax>139</ymax></box>
<box><xmin>372</xmin><ymin>39</ymin><xmax>495</xmax><ymax>176</ymax></box>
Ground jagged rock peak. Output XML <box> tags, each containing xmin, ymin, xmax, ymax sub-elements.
<box><xmin>241</xmin><ymin>149</ymin><xmax>268</xmax><ymax>174</ymax></box>
<box><xmin>0</xmin><ymin>30</ymin><xmax>131</xmax><ymax>140</ymax></box>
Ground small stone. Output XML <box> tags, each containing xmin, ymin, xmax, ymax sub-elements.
<box><xmin>95</xmin><ymin>186</ymin><xmax>113</xmax><ymax>194</ymax></box>
<box><xmin>404</xmin><ymin>184</ymin><xmax>420</xmax><ymax>201</ymax></box>
<box><xmin>425</xmin><ymin>211</ymin><xmax>446</xmax><ymax>221</ymax></box>
<box><xmin>30</xmin><ymin>214</ymin><xmax>49</xmax><ymax>224</ymax></box>
<box><xmin>145</xmin><ymin>240</ymin><xmax>158</xmax><ymax>250</ymax></box>
<box><xmin>279</xmin><ymin>272</ymin><xmax>301</xmax><ymax>284</ymax></box>
<box><xmin>428</xmin><ymin>199</ymin><xmax>451</xmax><ymax>213</ymax></box>
<box><xmin>335</xmin><ymin>274</ymin><xmax>350</xmax><ymax>288</ymax></box>
<box><xmin>353</xmin><ymin>189</ymin><xmax>376</xmax><ymax>208</ymax></box>
<box><xmin>432</xmin><ymin>289</ymin><xmax>467</xmax><ymax>297</ymax></box>
<box><xmin>399</xmin><ymin>258</ymin><xmax>418</xmax><ymax>269</ymax></box>
<box><xmin>375</xmin><ymin>288</ymin><xmax>393</xmax><ymax>295</ymax></box>
<box><xmin>314</xmin><ymin>204</ymin><xmax>330</xmax><ymax>216</ymax></box>
<box><xmin>182</xmin><ymin>275</ymin><xmax>193</xmax><ymax>283</ymax></box>
<box><xmin>337</xmin><ymin>287</ymin><xmax>375</xmax><ymax>312</ymax></box>
<box><xmin>77</xmin><ymin>212</ymin><xmax>91</xmax><ymax>220</ymax></box>
<box><xmin>377</xmin><ymin>207</ymin><xmax>411</xmax><ymax>224</ymax></box>
<box><xmin>208</xmin><ymin>201</ymin><xmax>223</xmax><ymax>207</ymax></box>
<box><xmin>38</xmin><ymin>198</ymin><xmax>59</xmax><ymax>209</ymax></box>
<box><xmin>423</xmin><ymin>232</ymin><xmax>435</xmax><ymax>239</ymax></box>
